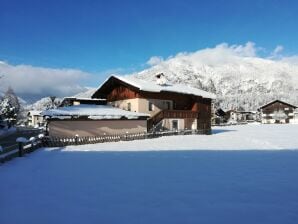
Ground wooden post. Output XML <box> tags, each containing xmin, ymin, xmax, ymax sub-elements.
<box><xmin>75</xmin><ymin>135</ymin><xmax>79</xmax><ymax>145</ymax></box>
<box><xmin>18</xmin><ymin>142</ymin><xmax>23</xmax><ymax>157</ymax></box>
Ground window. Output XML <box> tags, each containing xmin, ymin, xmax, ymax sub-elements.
<box><xmin>173</xmin><ymin>101</ymin><xmax>176</xmax><ymax>109</ymax></box>
<box><xmin>172</xmin><ymin>120</ymin><xmax>178</xmax><ymax>130</ymax></box>
<box><xmin>285</xmin><ymin>108</ymin><xmax>289</xmax><ymax>111</ymax></box>
<box><xmin>127</xmin><ymin>102</ymin><xmax>131</xmax><ymax>111</ymax></box>
<box><xmin>149</xmin><ymin>102</ymin><xmax>153</xmax><ymax>111</ymax></box>
<box><xmin>165</xmin><ymin>101</ymin><xmax>171</xmax><ymax>110</ymax></box>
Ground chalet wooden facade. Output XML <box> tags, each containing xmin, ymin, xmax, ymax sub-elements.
<box><xmin>259</xmin><ymin>100</ymin><xmax>297</xmax><ymax>124</ymax></box>
<box><xmin>92</xmin><ymin>75</ymin><xmax>216</xmax><ymax>134</ymax></box>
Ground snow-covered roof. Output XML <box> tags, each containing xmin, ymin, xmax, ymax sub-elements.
<box><xmin>28</xmin><ymin>110</ymin><xmax>42</xmax><ymax>116</ymax></box>
<box><xmin>42</xmin><ymin>105</ymin><xmax>150</xmax><ymax>120</ymax></box>
<box><xmin>96</xmin><ymin>75</ymin><xmax>216</xmax><ymax>99</ymax></box>
<box><xmin>62</xmin><ymin>97</ymin><xmax>105</xmax><ymax>101</ymax></box>
<box><xmin>259</xmin><ymin>100</ymin><xmax>297</xmax><ymax>109</ymax></box>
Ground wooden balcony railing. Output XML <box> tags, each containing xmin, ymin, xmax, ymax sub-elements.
<box><xmin>148</xmin><ymin>110</ymin><xmax>199</xmax><ymax>130</ymax></box>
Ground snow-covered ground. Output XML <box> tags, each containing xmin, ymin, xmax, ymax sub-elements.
<box><xmin>60</xmin><ymin>123</ymin><xmax>298</xmax><ymax>152</ymax></box>
<box><xmin>1</xmin><ymin>124</ymin><xmax>298</xmax><ymax>224</ymax></box>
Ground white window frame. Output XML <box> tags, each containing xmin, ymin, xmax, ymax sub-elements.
<box><xmin>149</xmin><ymin>102</ymin><xmax>154</xmax><ymax>111</ymax></box>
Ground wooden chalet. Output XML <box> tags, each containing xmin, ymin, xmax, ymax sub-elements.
<box><xmin>259</xmin><ymin>100</ymin><xmax>297</xmax><ymax>124</ymax></box>
<box><xmin>92</xmin><ymin>74</ymin><xmax>216</xmax><ymax>134</ymax></box>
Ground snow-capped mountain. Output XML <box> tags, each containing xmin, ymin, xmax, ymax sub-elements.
<box><xmin>132</xmin><ymin>45</ymin><xmax>298</xmax><ymax>111</ymax></box>
<box><xmin>27</xmin><ymin>87</ymin><xmax>97</xmax><ymax>111</ymax></box>
<box><xmin>72</xmin><ymin>87</ymin><xmax>97</xmax><ymax>98</ymax></box>
<box><xmin>25</xmin><ymin>97</ymin><xmax>62</xmax><ymax>111</ymax></box>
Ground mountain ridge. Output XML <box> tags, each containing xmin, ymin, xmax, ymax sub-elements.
<box><xmin>132</xmin><ymin>49</ymin><xmax>298</xmax><ymax>111</ymax></box>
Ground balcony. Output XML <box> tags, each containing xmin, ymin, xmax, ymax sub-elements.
<box><xmin>148</xmin><ymin>110</ymin><xmax>199</xmax><ymax>129</ymax></box>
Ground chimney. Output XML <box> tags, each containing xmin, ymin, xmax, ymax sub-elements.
<box><xmin>156</xmin><ymin>73</ymin><xmax>167</xmax><ymax>86</ymax></box>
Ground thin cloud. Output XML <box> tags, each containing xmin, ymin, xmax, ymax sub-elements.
<box><xmin>147</xmin><ymin>56</ymin><xmax>164</xmax><ymax>66</ymax></box>
<box><xmin>0</xmin><ymin>61</ymin><xmax>91</xmax><ymax>101</ymax></box>
<box><xmin>269</xmin><ymin>45</ymin><xmax>284</xmax><ymax>59</ymax></box>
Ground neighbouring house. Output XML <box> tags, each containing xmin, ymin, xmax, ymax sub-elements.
<box><xmin>224</xmin><ymin>109</ymin><xmax>260</xmax><ymax>124</ymax></box>
<box><xmin>259</xmin><ymin>100</ymin><xmax>297</xmax><ymax>124</ymax></box>
<box><xmin>27</xmin><ymin>110</ymin><xmax>45</xmax><ymax>127</ymax></box>
<box><xmin>292</xmin><ymin>108</ymin><xmax>298</xmax><ymax>124</ymax></box>
<box><xmin>42</xmin><ymin>104</ymin><xmax>149</xmax><ymax>137</ymax></box>
<box><xmin>224</xmin><ymin>110</ymin><xmax>240</xmax><ymax>124</ymax></box>
<box><xmin>59</xmin><ymin>97</ymin><xmax>106</xmax><ymax>107</ymax></box>
<box><xmin>91</xmin><ymin>74</ymin><xmax>216</xmax><ymax>133</ymax></box>
<box><xmin>213</xmin><ymin>108</ymin><xmax>226</xmax><ymax>125</ymax></box>
<box><xmin>238</xmin><ymin>111</ymin><xmax>260</xmax><ymax>122</ymax></box>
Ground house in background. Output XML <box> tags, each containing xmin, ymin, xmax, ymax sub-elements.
<box><xmin>222</xmin><ymin>109</ymin><xmax>260</xmax><ymax>124</ymax></box>
<box><xmin>224</xmin><ymin>110</ymin><xmax>239</xmax><ymax>124</ymax></box>
<box><xmin>238</xmin><ymin>111</ymin><xmax>260</xmax><ymax>122</ymax></box>
<box><xmin>213</xmin><ymin>108</ymin><xmax>226</xmax><ymax>125</ymax></box>
<box><xmin>92</xmin><ymin>74</ymin><xmax>216</xmax><ymax>134</ymax></box>
<box><xmin>27</xmin><ymin>110</ymin><xmax>45</xmax><ymax>127</ymax></box>
<box><xmin>292</xmin><ymin>108</ymin><xmax>298</xmax><ymax>123</ymax></box>
<box><xmin>259</xmin><ymin>100</ymin><xmax>297</xmax><ymax>124</ymax></box>
<box><xmin>42</xmin><ymin>105</ymin><xmax>149</xmax><ymax>137</ymax></box>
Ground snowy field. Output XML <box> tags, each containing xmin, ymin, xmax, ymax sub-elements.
<box><xmin>60</xmin><ymin>123</ymin><xmax>298</xmax><ymax>151</ymax></box>
<box><xmin>1</xmin><ymin>124</ymin><xmax>298</xmax><ymax>224</ymax></box>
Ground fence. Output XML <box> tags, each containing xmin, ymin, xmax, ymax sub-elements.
<box><xmin>44</xmin><ymin>129</ymin><xmax>210</xmax><ymax>147</ymax></box>
<box><xmin>0</xmin><ymin>136</ymin><xmax>45</xmax><ymax>163</ymax></box>
<box><xmin>0</xmin><ymin>128</ymin><xmax>210</xmax><ymax>163</ymax></box>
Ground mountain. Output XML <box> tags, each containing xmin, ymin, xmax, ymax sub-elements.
<box><xmin>72</xmin><ymin>87</ymin><xmax>97</xmax><ymax>98</ymax></box>
<box><xmin>132</xmin><ymin>46</ymin><xmax>298</xmax><ymax>111</ymax></box>
<box><xmin>25</xmin><ymin>97</ymin><xmax>62</xmax><ymax>111</ymax></box>
<box><xmin>27</xmin><ymin>87</ymin><xmax>97</xmax><ymax>111</ymax></box>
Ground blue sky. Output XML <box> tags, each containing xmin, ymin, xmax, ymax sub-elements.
<box><xmin>1</xmin><ymin>0</ymin><xmax>298</xmax><ymax>100</ymax></box>
<box><xmin>1</xmin><ymin>0</ymin><xmax>298</xmax><ymax>71</ymax></box>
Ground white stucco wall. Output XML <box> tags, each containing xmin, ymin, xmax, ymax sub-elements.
<box><xmin>28</xmin><ymin>115</ymin><xmax>45</xmax><ymax>127</ymax></box>
<box><xmin>110</xmin><ymin>98</ymin><xmax>173</xmax><ymax>117</ymax></box>
<box><xmin>161</xmin><ymin>118</ymin><xmax>185</xmax><ymax>130</ymax></box>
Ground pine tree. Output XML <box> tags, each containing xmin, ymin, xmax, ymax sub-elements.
<box><xmin>0</xmin><ymin>87</ymin><xmax>20</xmax><ymax>125</ymax></box>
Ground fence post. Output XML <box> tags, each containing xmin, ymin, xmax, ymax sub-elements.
<box><xmin>18</xmin><ymin>142</ymin><xmax>23</xmax><ymax>157</ymax></box>
<box><xmin>29</xmin><ymin>137</ymin><xmax>36</xmax><ymax>152</ymax></box>
<box><xmin>75</xmin><ymin>134</ymin><xmax>79</xmax><ymax>145</ymax></box>
<box><xmin>38</xmin><ymin>134</ymin><xmax>45</xmax><ymax>147</ymax></box>
<box><xmin>16</xmin><ymin>137</ymin><xmax>28</xmax><ymax>157</ymax></box>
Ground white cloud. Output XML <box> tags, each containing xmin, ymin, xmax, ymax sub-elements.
<box><xmin>147</xmin><ymin>56</ymin><xmax>164</xmax><ymax>66</ymax></box>
<box><xmin>230</xmin><ymin>41</ymin><xmax>258</xmax><ymax>57</ymax></box>
<box><xmin>268</xmin><ymin>45</ymin><xmax>284</xmax><ymax>59</ymax></box>
<box><xmin>143</xmin><ymin>42</ymin><xmax>297</xmax><ymax>69</ymax></box>
<box><xmin>0</xmin><ymin>61</ymin><xmax>91</xmax><ymax>102</ymax></box>
<box><xmin>165</xmin><ymin>42</ymin><xmax>260</xmax><ymax>66</ymax></box>
<box><xmin>273</xmin><ymin>45</ymin><xmax>284</xmax><ymax>55</ymax></box>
